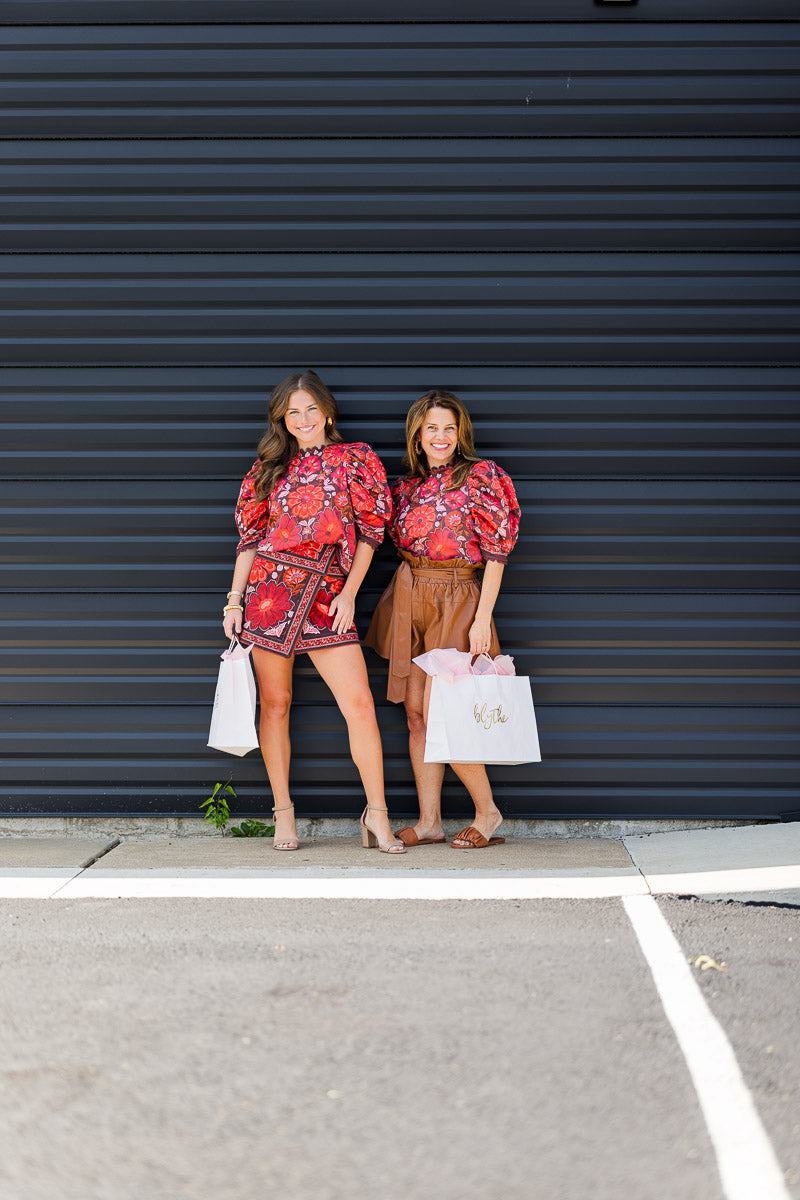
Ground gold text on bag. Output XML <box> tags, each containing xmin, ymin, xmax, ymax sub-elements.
<box><xmin>474</xmin><ymin>703</ymin><xmax>510</xmax><ymax>730</ymax></box>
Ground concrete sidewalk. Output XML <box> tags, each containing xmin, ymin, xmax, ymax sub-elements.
<box><xmin>0</xmin><ymin>821</ymin><xmax>798</xmax><ymax>903</ymax></box>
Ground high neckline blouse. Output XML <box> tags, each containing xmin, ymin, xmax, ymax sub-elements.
<box><xmin>234</xmin><ymin>441</ymin><xmax>391</xmax><ymax>572</ymax></box>
<box><xmin>390</xmin><ymin>459</ymin><xmax>520</xmax><ymax>565</ymax></box>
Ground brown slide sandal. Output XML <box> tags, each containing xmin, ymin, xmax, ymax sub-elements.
<box><xmin>451</xmin><ymin>826</ymin><xmax>506</xmax><ymax>849</ymax></box>
<box><xmin>394</xmin><ymin>827</ymin><xmax>447</xmax><ymax>847</ymax></box>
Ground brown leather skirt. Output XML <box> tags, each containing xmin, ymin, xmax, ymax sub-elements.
<box><xmin>364</xmin><ymin>554</ymin><xmax>500</xmax><ymax>703</ymax></box>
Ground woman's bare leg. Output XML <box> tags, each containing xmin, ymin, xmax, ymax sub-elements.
<box><xmin>309</xmin><ymin>644</ymin><xmax>401</xmax><ymax>848</ymax></box>
<box><xmin>251</xmin><ymin>647</ymin><xmax>298</xmax><ymax>846</ymax></box>
<box><xmin>407</xmin><ymin>666</ymin><xmax>501</xmax><ymax>842</ymax></box>
<box><xmin>402</xmin><ymin>665</ymin><xmax>446</xmax><ymax>841</ymax></box>
<box><xmin>449</xmin><ymin>762</ymin><xmax>503</xmax><ymax>843</ymax></box>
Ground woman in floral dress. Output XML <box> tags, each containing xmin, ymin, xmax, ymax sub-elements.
<box><xmin>366</xmin><ymin>390</ymin><xmax>520</xmax><ymax>849</ymax></box>
<box><xmin>222</xmin><ymin>370</ymin><xmax>404</xmax><ymax>854</ymax></box>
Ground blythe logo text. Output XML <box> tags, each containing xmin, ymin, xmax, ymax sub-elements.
<box><xmin>474</xmin><ymin>703</ymin><xmax>510</xmax><ymax>731</ymax></box>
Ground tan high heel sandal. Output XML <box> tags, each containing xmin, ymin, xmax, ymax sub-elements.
<box><xmin>272</xmin><ymin>803</ymin><xmax>299</xmax><ymax>852</ymax></box>
<box><xmin>360</xmin><ymin>806</ymin><xmax>406</xmax><ymax>854</ymax></box>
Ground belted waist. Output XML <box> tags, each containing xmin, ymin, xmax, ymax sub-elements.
<box><xmin>400</xmin><ymin>551</ymin><xmax>480</xmax><ymax>580</ymax></box>
<box><xmin>387</xmin><ymin>554</ymin><xmax>481</xmax><ymax>702</ymax></box>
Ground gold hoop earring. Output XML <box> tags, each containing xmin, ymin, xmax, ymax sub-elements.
<box><xmin>326</xmin><ymin>417</ymin><xmax>333</xmax><ymax>427</ymax></box>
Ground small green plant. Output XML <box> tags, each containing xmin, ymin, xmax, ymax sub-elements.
<box><xmin>230</xmin><ymin>819</ymin><xmax>275</xmax><ymax>838</ymax></box>
<box><xmin>200</xmin><ymin>778</ymin><xmax>235</xmax><ymax>833</ymax></box>
<box><xmin>200</xmin><ymin>779</ymin><xmax>275</xmax><ymax>837</ymax></box>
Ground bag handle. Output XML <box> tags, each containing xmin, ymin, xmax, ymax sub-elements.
<box><xmin>224</xmin><ymin>635</ymin><xmax>253</xmax><ymax>658</ymax></box>
<box><xmin>470</xmin><ymin>652</ymin><xmax>499</xmax><ymax>675</ymax></box>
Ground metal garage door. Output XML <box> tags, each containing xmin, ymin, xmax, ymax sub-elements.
<box><xmin>2</xmin><ymin>1</ymin><xmax>798</xmax><ymax>820</ymax></box>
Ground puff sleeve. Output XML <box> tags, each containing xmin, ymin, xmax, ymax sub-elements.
<box><xmin>346</xmin><ymin>443</ymin><xmax>392</xmax><ymax>549</ymax></box>
<box><xmin>468</xmin><ymin>459</ymin><xmax>520</xmax><ymax>564</ymax></box>
<box><xmin>234</xmin><ymin>460</ymin><xmax>270</xmax><ymax>556</ymax></box>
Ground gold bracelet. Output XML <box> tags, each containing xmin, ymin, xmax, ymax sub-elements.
<box><xmin>222</xmin><ymin>604</ymin><xmax>243</xmax><ymax>613</ymax></box>
<box><xmin>226</xmin><ymin>590</ymin><xmax>242</xmax><ymax>599</ymax></box>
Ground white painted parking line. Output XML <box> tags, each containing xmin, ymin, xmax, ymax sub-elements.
<box><xmin>623</xmin><ymin>894</ymin><xmax>791</xmax><ymax>1200</ymax></box>
<box><xmin>53</xmin><ymin>867</ymin><xmax>649</xmax><ymax>900</ymax></box>
<box><xmin>0</xmin><ymin>868</ymin><xmax>83</xmax><ymax>899</ymax></box>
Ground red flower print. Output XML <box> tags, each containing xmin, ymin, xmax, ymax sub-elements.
<box><xmin>444</xmin><ymin>510</ymin><xmax>463</xmax><ymax>531</ymax></box>
<box><xmin>403</xmin><ymin>504</ymin><xmax>437</xmax><ymax>540</ymax></box>
<box><xmin>287</xmin><ymin>485</ymin><xmax>325</xmax><ymax>519</ymax></box>
<box><xmin>418</xmin><ymin>476</ymin><xmax>445</xmax><ymax>501</ymax></box>
<box><xmin>313</xmin><ymin>508</ymin><xmax>345</xmax><ymax>543</ymax></box>
<box><xmin>248</xmin><ymin>560</ymin><xmax>271</xmax><ymax>584</ymax></box>
<box><xmin>269</xmin><ymin>513</ymin><xmax>301</xmax><ymax>552</ymax></box>
<box><xmin>283</xmin><ymin>567</ymin><xmax>307</xmax><ymax>588</ymax></box>
<box><xmin>298</xmin><ymin>453</ymin><xmax>322</xmax><ymax>477</ymax></box>
<box><xmin>311</xmin><ymin>587</ymin><xmax>338</xmax><ymax>630</ymax></box>
<box><xmin>447</xmin><ymin>489</ymin><xmax>467</xmax><ymax>508</ymax></box>
<box><xmin>335</xmin><ymin>491</ymin><xmax>350</xmax><ymax>510</ymax></box>
<box><xmin>426</xmin><ymin>528</ymin><xmax>459</xmax><ymax>560</ymax></box>
<box><xmin>349</xmin><ymin>480</ymin><xmax>374</xmax><ymax>512</ymax></box>
<box><xmin>246</xmin><ymin>580</ymin><xmax>293</xmax><ymax>631</ymax></box>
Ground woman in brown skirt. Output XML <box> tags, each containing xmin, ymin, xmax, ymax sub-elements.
<box><xmin>222</xmin><ymin>370</ymin><xmax>405</xmax><ymax>854</ymax></box>
<box><xmin>365</xmin><ymin>390</ymin><xmax>520</xmax><ymax>848</ymax></box>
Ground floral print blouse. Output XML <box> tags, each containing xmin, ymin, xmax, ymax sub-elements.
<box><xmin>389</xmin><ymin>459</ymin><xmax>520</xmax><ymax>565</ymax></box>
<box><xmin>235</xmin><ymin>442</ymin><xmax>391</xmax><ymax>572</ymax></box>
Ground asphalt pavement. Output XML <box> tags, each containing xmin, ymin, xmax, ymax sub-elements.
<box><xmin>0</xmin><ymin>823</ymin><xmax>797</xmax><ymax>1200</ymax></box>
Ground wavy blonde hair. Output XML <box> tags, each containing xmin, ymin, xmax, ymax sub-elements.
<box><xmin>253</xmin><ymin>370</ymin><xmax>343</xmax><ymax>500</ymax></box>
<box><xmin>402</xmin><ymin>390</ymin><xmax>480</xmax><ymax>491</ymax></box>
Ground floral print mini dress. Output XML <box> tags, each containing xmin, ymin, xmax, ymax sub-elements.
<box><xmin>234</xmin><ymin>442</ymin><xmax>391</xmax><ymax>656</ymax></box>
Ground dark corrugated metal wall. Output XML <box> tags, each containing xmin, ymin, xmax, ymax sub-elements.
<box><xmin>2</xmin><ymin>3</ymin><xmax>798</xmax><ymax>819</ymax></box>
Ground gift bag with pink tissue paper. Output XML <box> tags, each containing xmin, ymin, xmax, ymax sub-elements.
<box><xmin>207</xmin><ymin>637</ymin><xmax>259</xmax><ymax>757</ymax></box>
<box><xmin>470</xmin><ymin>652</ymin><xmax>516</xmax><ymax>676</ymax></box>
<box><xmin>413</xmin><ymin>650</ymin><xmax>541</xmax><ymax>766</ymax></box>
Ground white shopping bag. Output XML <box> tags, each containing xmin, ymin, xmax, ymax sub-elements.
<box><xmin>207</xmin><ymin>638</ymin><xmax>259</xmax><ymax>757</ymax></box>
<box><xmin>424</xmin><ymin>674</ymin><xmax>541</xmax><ymax>766</ymax></box>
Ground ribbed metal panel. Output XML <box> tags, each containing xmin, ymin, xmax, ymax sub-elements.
<box><xmin>2</xmin><ymin>253</ymin><xmax>798</xmax><ymax>365</ymax></box>
<box><xmin>2</xmin><ymin>23</ymin><xmax>798</xmax><ymax>138</ymax></box>
<box><xmin>4</xmin><ymin>2</ymin><xmax>800</xmax><ymax>22</ymax></box>
<box><xmin>3</xmin><ymin>139</ymin><xmax>798</xmax><ymax>253</ymax></box>
<box><xmin>1</xmin><ymin>8</ymin><xmax>798</xmax><ymax>819</ymax></box>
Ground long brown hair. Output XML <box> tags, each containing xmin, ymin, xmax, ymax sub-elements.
<box><xmin>402</xmin><ymin>389</ymin><xmax>480</xmax><ymax>491</ymax></box>
<box><xmin>253</xmin><ymin>370</ymin><xmax>343</xmax><ymax>499</ymax></box>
